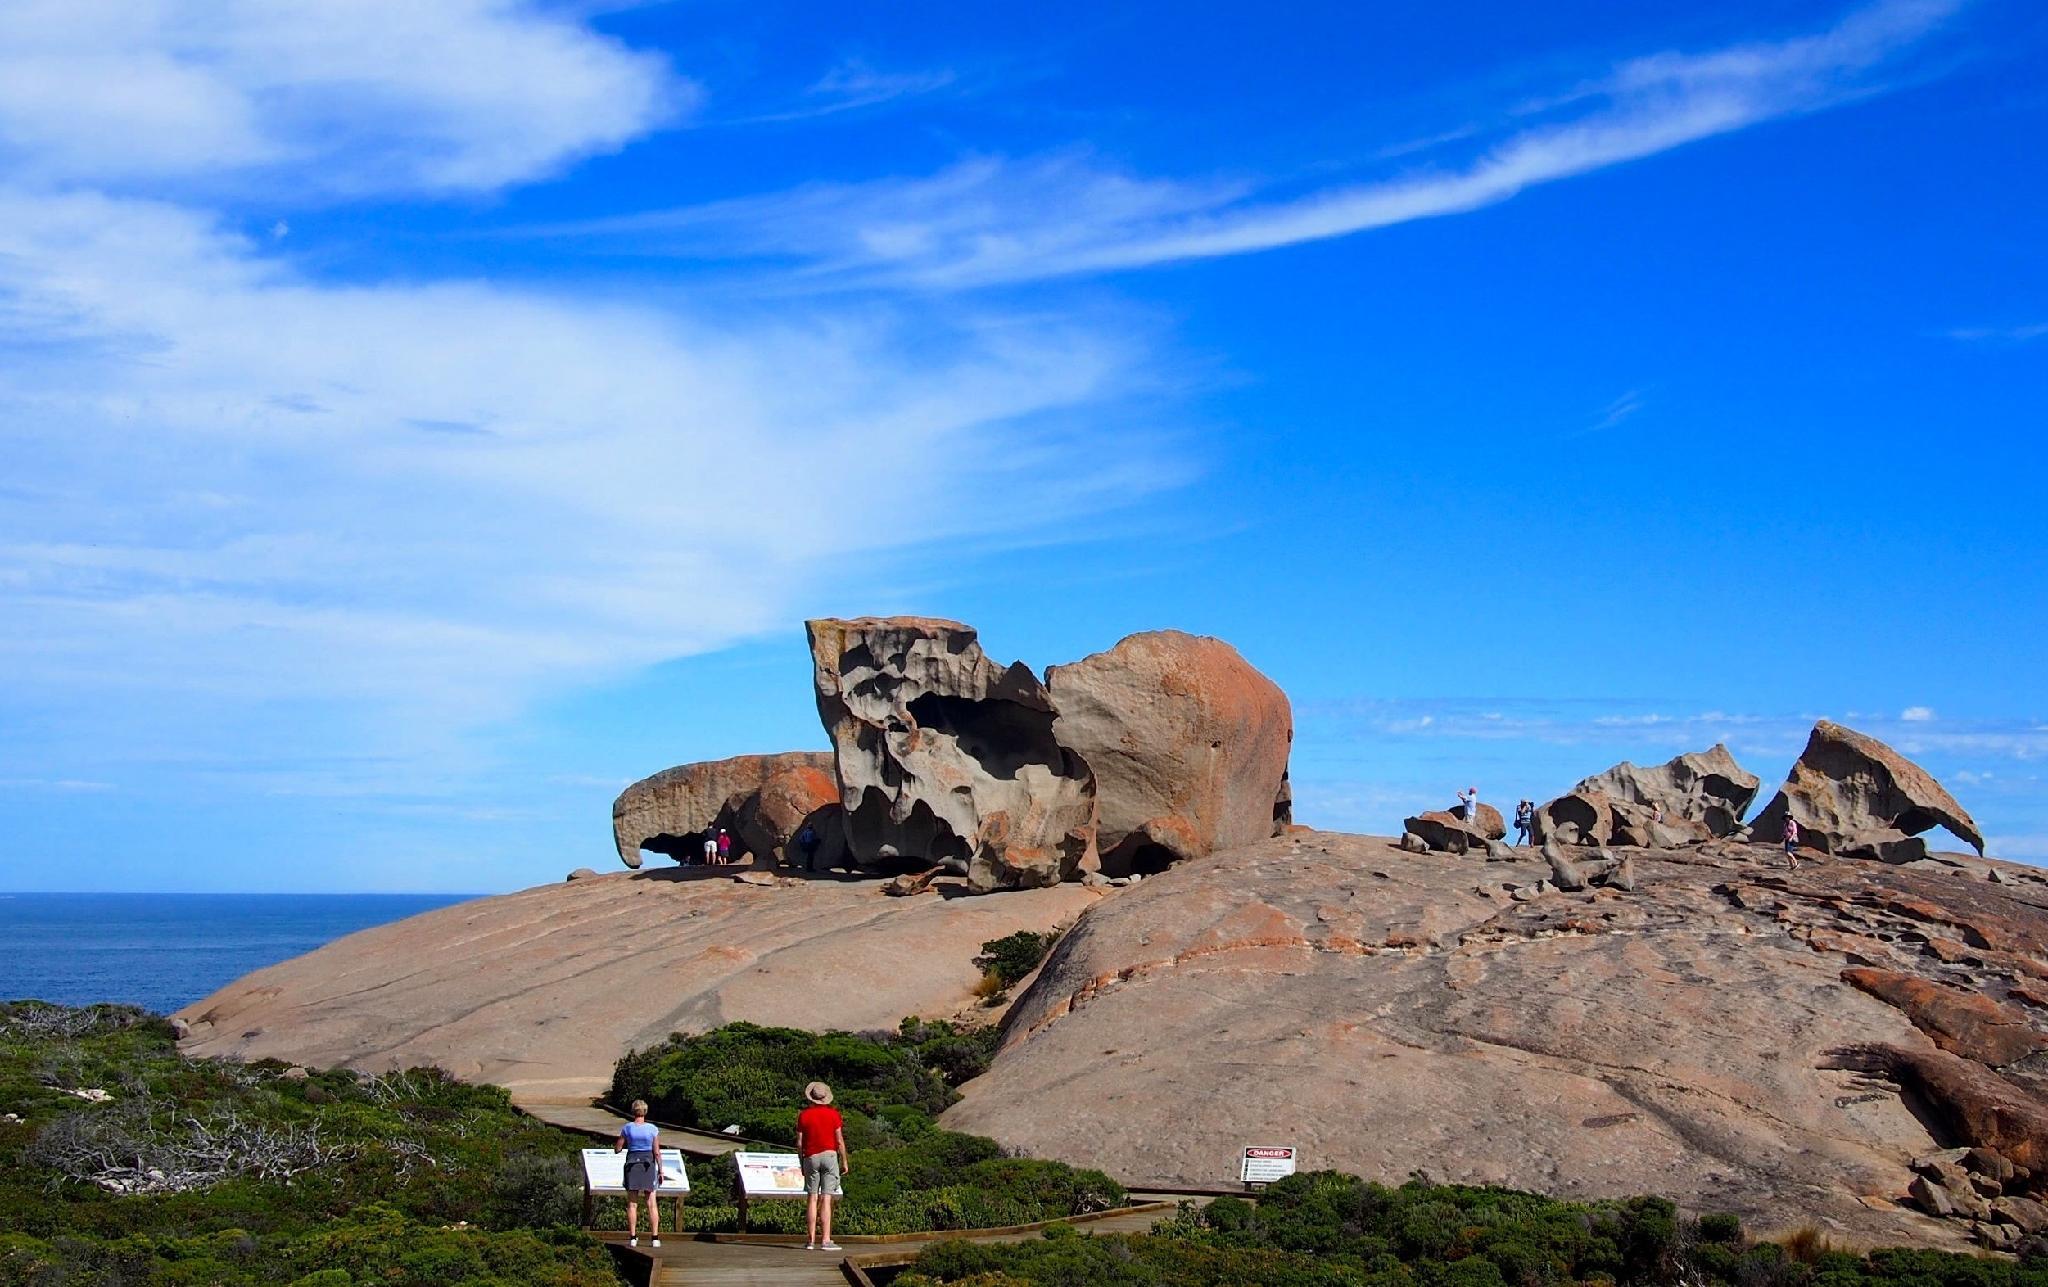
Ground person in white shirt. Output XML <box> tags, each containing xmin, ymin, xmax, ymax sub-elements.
<box><xmin>1457</xmin><ymin>786</ymin><xmax>1480</xmax><ymax>822</ymax></box>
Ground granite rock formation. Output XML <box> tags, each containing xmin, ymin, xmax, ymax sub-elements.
<box><xmin>613</xmin><ymin>751</ymin><xmax>843</xmax><ymax>869</ymax></box>
<box><xmin>1537</xmin><ymin>745</ymin><xmax>1759</xmax><ymax>849</ymax></box>
<box><xmin>808</xmin><ymin>617</ymin><xmax>1097</xmax><ymax>893</ymax></box>
<box><xmin>177</xmin><ymin>867</ymin><xmax>1098</xmax><ymax>1104</ymax></box>
<box><xmin>945</xmin><ymin>830</ymin><xmax>2048</xmax><ymax>1248</ymax></box>
<box><xmin>1046</xmin><ymin>630</ymin><xmax>1292</xmax><ymax>876</ymax></box>
<box><xmin>1402</xmin><ymin>804</ymin><xmax>1506</xmax><ymax>853</ymax></box>
<box><xmin>1751</xmin><ymin>721</ymin><xmax>1986</xmax><ymax>856</ymax></box>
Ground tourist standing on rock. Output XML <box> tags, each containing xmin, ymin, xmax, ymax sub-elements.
<box><xmin>798</xmin><ymin>1081</ymin><xmax>849</xmax><ymax>1252</ymax></box>
<box><xmin>1458</xmin><ymin>785</ymin><xmax>1480</xmax><ymax>822</ymax></box>
<box><xmin>700</xmin><ymin>831</ymin><xmax>717</xmax><ymax>865</ymax></box>
<box><xmin>716</xmin><ymin>827</ymin><xmax>733</xmax><ymax>864</ymax></box>
<box><xmin>617</xmin><ymin>1100</ymin><xmax>665</xmax><ymax>1249</ymax></box>
<box><xmin>1513</xmin><ymin>800</ymin><xmax>1534</xmax><ymax>847</ymax></box>
<box><xmin>796</xmin><ymin>823</ymin><xmax>821</xmax><ymax>870</ymax></box>
<box><xmin>1783</xmin><ymin>816</ymin><xmax>1800</xmax><ymax>869</ymax></box>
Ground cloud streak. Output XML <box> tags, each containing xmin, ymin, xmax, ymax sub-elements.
<box><xmin>539</xmin><ymin>0</ymin><xmax>1964</xmax><ymax>289</ymax></box>
<box><xmin>0</xmin><ymin>0</ymin><xmax>689</xmax><ymax>195</ymax></box>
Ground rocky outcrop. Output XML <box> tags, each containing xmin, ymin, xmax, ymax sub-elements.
<box><xmin>808</xmin><ymin>618</ymin><xmax>1097</xmax><ymax>893</ymax></box>
<box><xmin>613</xmin><ymin>751</ymin><xmax>843</xmax><ymax>869</ymax></box>
<box><xmin>1536</xmin><ymin>746</ymin><xmax>1759</xmax><ymax>849</ymax></box>
<box><xmin>1046</xmin><ymin>630</ymin><xmax>1291</xmax><ymax>875</ymax></box>
<box><xmin>1402</xmin><ymin>804</ymin><xmax>1505</xmax><ymax>853</ymax></box>
<box><xmin>1751</xmin><ymin>721</ymin><xmax>1984</xmax><ymax>856</ymax></box>
<box><xmin>945</xmin><ymin>829</ymin><xmax>2048</xmax><ymax>1248</ymax></box>
<box><xmin>1841</xmin><ymin>969</ymin><xmax>2048</xmax><ymax>1067</ymax></box>
<box><xmin>177</xmin><ymin>866</ymin><xmax>1099</xmax><ymax>1102</ymax></box>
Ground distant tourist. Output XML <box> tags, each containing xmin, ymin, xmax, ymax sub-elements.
<box><xmin>1457</xmin><ymin>785</ymin><xmax>1480</xmax><ymax>823</ymax></box>
<box><xmin>798</xmin><ymin>1081</ymin><xmax>850</xmax><ymax>1252</ymax></box>
<box><xmin>796</xmin><ymin>823</ymin><xmax>821</xmax><ymax>870</ymax></box>
<box><xmin>1512</xmin><ymin>800</ymin><xmax>1535</xmax><ymax>847</ymax></box>
<box><xmin>1783</xmin><ymin>816</ymin><xmax>1800</xmax><ymax>869</ymax></box>
<box><xmin>616</xmin><ymin>1099</ymin><xmax>665</xmax><ymax>1248</ymax></box>
<box><xmin>700</xmin><ymin>832</ymin><xmax>717</xmax><ymax>865</ymax></box>
<box><xmin>716</xmin><ymin>827</ymin><xmax>734</xmax><ymax>864</ymax></box>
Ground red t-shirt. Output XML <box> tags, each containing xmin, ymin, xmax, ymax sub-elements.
<box><xmin>796</xmin><ymin>1105</ymin><xmax>843</xmax><ymax>1158</ymax></box>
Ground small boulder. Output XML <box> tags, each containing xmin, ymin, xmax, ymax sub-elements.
<box><xmin>566</xmin><ymin>867</ymin><xmax>599</xmax><ymax>882</ymax></box>
<box><xmin>1968</xmin><ymin>1147</ymin><xmax>2018</xmax><ymax>1184</ymax></box>
<box><xmin>282</xmin><ymin>1066</ymin><xmax>310</xmax><ymax>1082</ymax></box>
<box><xmin>1909</xmin><ymin>1174</ymin><xmax>1955</xmax><ymax>1218</ymax></box>
<box><xmin>1994</xmin><ymin>1196</ymin><xmax>2048</xmax><ymax>1234</ymax></box>
<box><xmin>1399</xmin><ymin>832</ymin><xmax>1429</xmax><ymax>854</ymax></box>
<box><xmin>1547</xmin><ymin>845</ymin><xmax>1586</xmax><ymax>892</ymax></box>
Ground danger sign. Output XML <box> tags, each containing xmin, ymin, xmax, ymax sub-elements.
<box><xmin>1240</xmin><ymin>1145</ymin><xmax>1297</xmax><ymax>1184</ymax></box>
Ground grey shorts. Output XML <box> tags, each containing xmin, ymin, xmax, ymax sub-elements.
<box><xmin>801</xmin><ymin>1150</ymin><xmax>842</xmax><ymax>1196</ymax></box>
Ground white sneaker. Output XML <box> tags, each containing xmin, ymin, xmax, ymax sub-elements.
<box><xmin>650</xmin><ymin>1238</ymin><xmax>661</xmax><ymax>1248</ymax></box>
<box><xmin>804</xmin><ymin>1242</ymin><xmax>817</xmax><ymax>1251</ymax></box>
<box><xmin>820</xmin><ymin>1241</ymin><xmax>842</xmax><ymax>1251</ymax></box>
<box><xmin>627</xmin><ymin>1237</ymin><xmax>637</xmax><ymax>1247</ymax></box>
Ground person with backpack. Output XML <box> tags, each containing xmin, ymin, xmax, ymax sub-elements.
<box><xmin>1783</xmin><ymin>816</ymin><xmax>1800</xmax><ymax>869</ymax></box>
<box><xmin>1512</xmin><ymin>800</ymin><xmax>1535</xmax><ymax>848</ymax></box>
<box><xmin>796</xmin><ymin>823</ymin><xmax>821</xmax><ymax>871</ymax></box>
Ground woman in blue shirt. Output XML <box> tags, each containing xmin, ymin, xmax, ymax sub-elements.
<box><xmin>616</xmin><ymin>1100</ymin><xmax>663</xmax><ymax>1247</ymax></box>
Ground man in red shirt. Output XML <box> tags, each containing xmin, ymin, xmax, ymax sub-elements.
<box><xmin>797</xmin><ymin>1081</ymin><xmax>849</xmax><ymax>1251</ymax></box>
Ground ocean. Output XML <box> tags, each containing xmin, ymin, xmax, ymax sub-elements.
<box><xmin>0</xmin><ymin>892</ymin><xmax>474</xmax><ymax>1015</ymax></box>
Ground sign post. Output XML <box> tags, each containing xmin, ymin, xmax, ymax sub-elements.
<box><xmin>1240</xmin><ymin>1145</ymin><xmax>1297</xmax><ymax>1189</ymax></box>
<box><xmin>579</xmin><ymin>1148</ymin><xmax>689</xmax><ymax>1229</ymax></box>
<box><xmin>730</xmin><ymin>1151</ymin><xmax>807</xmax><ymax>1232</ymax></box>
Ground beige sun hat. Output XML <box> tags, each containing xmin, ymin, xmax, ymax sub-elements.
<box><xmin>803</xmin><ymin>1081</ymin><xmax>833</xmax><ymax>1105</ymax></box>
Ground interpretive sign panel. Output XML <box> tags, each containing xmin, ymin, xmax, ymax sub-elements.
<box><xmin>1240</xmin><ymin>1145</ymin><xmax>1297</xmax><ymax>1184</ymax></box>
<box><xmin>733</xmin><ymin>1151</ymin><xmax>806</xmax><ymax>1198</ymax></box>
<box><xmin>580</xmin><ymin>1147</ymin><xmax>689</xmax><ymax>1194</ymax></box>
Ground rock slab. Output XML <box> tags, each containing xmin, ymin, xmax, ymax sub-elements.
<box><xmin>1750</xmin><ymin>721</ymin><xmax>1985</xmax><ymax>856</ymax></box>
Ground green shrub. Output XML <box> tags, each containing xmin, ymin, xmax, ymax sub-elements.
<box><xmin>0</xmin><ymin>1002</ymin><xmax>618</xmax><ymax>1286</ymax></box>
<box><xmin>974</xmin><ymin>931</ymin><xmax>1061</xmax><ymax>991</ymax></box>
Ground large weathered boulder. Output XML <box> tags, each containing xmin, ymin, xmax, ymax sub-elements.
<box><xmin>808</xmin><ymin>617</ymin><xmax>1097</xmax><ymax>893</ymax></box>
<box><xmin>1046</xmin><ymin>630</ymin><xmax>1292</xmax><ymax>875</ymax></box>
<box><xmin>1576</xmin><ymin>745</ymin><xmax>1760</xmax><ymax>836</ymax></box>
<box><xmin>1750</xmin><ymin>721</ymin><xmax>1985</xmax><ymax>856</ymax></box>
<box><xmin>612</xmin><ymin>751</ymin><xmax>842</xmax><ymax>869</ymax></box>
<box><xmin>1536</xmin><ymin>746</ymin><xmax>1759</xmax><ymax>848</ymax></box>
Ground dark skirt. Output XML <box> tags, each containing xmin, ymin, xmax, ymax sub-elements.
<box><xmin>623</xmin><ymin>1149</ymin><xmax>658</xmax><ymax>1193</ymax></box>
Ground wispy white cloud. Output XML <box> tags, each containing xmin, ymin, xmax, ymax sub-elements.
<box><xmin>1945</xmin><ymin>322</ymin><xmax>2048</xmax><ymax>343</ymax></box>
<box><xmin>0</xmin><ymin>5</ymin><xmax>1184</xmax><ymax>808</ymax></box>
<box><xmin>0</xmin><ymin>0</ymin><xmax>689</xmax><ymax>195</ymax></box>
<box><xmin>1901</xmin><ymin>705</ymin><xmax>1935</xmax><ymax>721</ymax></box>
<box><xmin>1579</xmin><ymin>389</ymin><xmax>1646</xmax><ymax>436</ymax></box>
<box><xmin>535</xmin><ymin>0</ymin><xmax>1965</xmax><ymax>289</ymax></box>
<box><xmin>732</xmin><ymin>58</ymin><xmax>958</xmax><ymax>125</ymax></box>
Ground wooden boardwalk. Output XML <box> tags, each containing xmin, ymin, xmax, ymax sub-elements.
<box><xmin>509</xmin><ymin>1092</ymin><xmax>762</xmax><ymax>1157</ymax></box>
<box><xmin>595</xmin><ymin>1202</ymin><xmax>1182</xmax><ymax>1285</ymax></box>
<box><xmin>520</xmin><ymin>1093</ymin><xmax>1219</xmax><ymax>1284</ymax></box>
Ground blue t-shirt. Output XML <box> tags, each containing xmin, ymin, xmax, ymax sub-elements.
<box><xmin>621</xmin><ymin>1120</ymin><xmax>658</xmax><ymax>1152</ymax></box>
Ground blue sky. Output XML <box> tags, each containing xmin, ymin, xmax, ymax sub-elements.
<box><xmin>2</xmin><ymin>0</ymin><xmax>2043</xmax><ymax>893</ymax></box>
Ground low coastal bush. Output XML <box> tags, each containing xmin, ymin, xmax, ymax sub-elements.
<box><xmin>606</xmin><ymin>1018</ymin><xmax>999</xmax><ymax>1142</ymax></box>
<box><xmin>973</xmin><ymin>930</ymin><xmax>1061</xmax><ymax>999</ymax></box>
<box><xmin>0</xmin><ymin>1000</ymin><xmax>618</xmax><ymax>1286</ymax></box>
<box><xmin>604</xmin><ymin>1020</ymin><xmax>1121</xmax><ymax>1234</ymax></box>
<box><xmin>897</xmin><ymin>1173</ymin><xmax>2048</xmax><ymax>1287</ymax></box>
